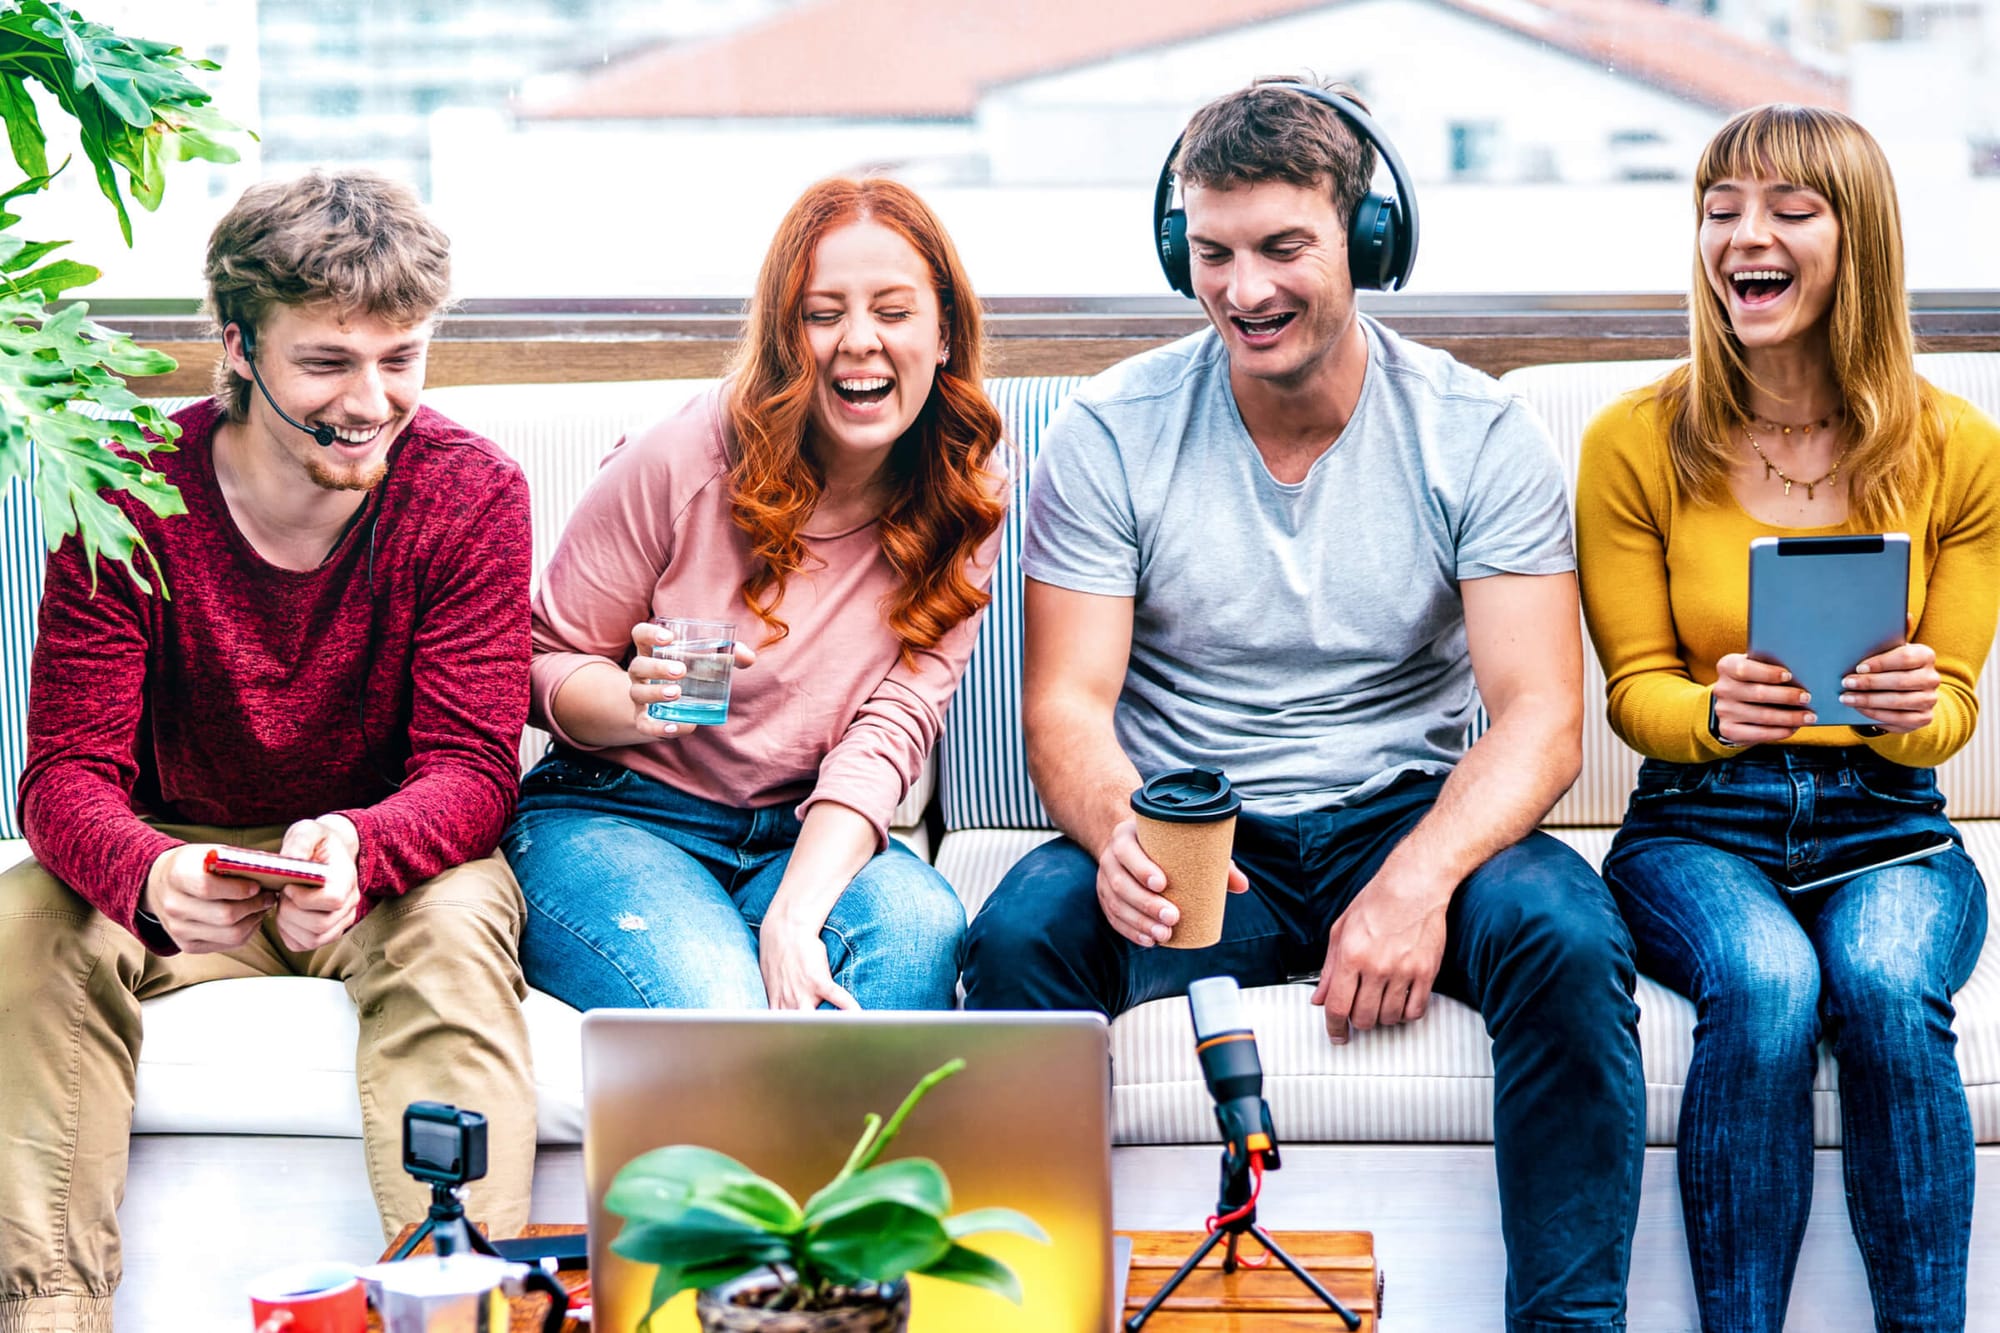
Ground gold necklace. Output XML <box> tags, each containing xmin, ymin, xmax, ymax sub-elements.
<box><xmin>1744</xmin><ymin>422</ymin><xmax>1847</xmax><ymax>500</ymax></box>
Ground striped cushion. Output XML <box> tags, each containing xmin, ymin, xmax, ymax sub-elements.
<box><xmin>936</xmin><ymin>823</ymin><xmax>2000</xmax><ymax>1147</ymax></box>
<box><xmin>2</xmin><ymin>397</ymin><xmax>204</xmax><ymax>840</ymax></box>
<box><xmin>937</xmin><ymin>376</ymin><xmax>1086</xmax><ymax>831</ymax></box>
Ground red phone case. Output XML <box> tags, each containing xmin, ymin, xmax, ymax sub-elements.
<box><xmin>203</xmin><ymin>847</ymin><xmax>329</xmax><ymax>888</ymax></box>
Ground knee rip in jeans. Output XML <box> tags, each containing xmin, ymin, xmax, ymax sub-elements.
<box><xmin>615</xmin><ymin>912</ymin><xmax>647</xmax><ymax>933</ymax></box>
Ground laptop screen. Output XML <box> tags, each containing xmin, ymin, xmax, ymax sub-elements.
<box><xmin>581</xmin><ymin>1010</ymin><xmax>1114</xmax><ymax>1332</ymax></box>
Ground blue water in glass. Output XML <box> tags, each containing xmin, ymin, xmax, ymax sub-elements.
<box><xmin>647</xmin><ymin>637</ymin><xmax>733</xmax><ymax>725</ymax></box>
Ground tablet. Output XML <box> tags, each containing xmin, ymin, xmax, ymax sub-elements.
<box><xmin>1747</xmin><ymin>533</ymin><xmax>1909</xmax><ymax>730</ymax></box>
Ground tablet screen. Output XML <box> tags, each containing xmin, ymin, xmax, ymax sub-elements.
<box><xmin>1746</xmin><ymin>534</ymin><xmax>1909</xmax><ymax>730</ymax></box>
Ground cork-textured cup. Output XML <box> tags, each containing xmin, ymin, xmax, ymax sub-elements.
<box><xmin>1130</xmin><ymin>768</ymin><xmax>1242</xmax><ymax>950</ymax></box>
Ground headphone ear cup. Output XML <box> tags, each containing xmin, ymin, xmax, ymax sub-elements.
<box><xmin>1159</xmin><ymin>206</ymin><xmax>1193</xmax><ymax>298</ymax></box>
<box><xmin>1346</xmin><ymin>191</ymin><xmax>1398</xmax><ymax>291</ymax></box>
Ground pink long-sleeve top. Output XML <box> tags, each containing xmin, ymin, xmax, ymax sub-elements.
<box><xmin>528</xmin><ymin>386</ymin><xmax>1005</xmax><ymax>848</ymax></box>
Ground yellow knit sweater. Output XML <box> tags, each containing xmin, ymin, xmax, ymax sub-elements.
<box><xmin>1575</xmin><ymin>380</ymin><xmax>2000</xmax><ymax>767</ymax></box>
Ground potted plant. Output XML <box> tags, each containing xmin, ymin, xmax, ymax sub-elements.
<box><xmin>0</xmin><ymin>0</ymin><xmax>244</xmax><ymax>593</ymax></box>
<box><xmin>606</xmin><ymin>1058</ymin><xmax>1048</xmax><ymax>1333</ymax></box>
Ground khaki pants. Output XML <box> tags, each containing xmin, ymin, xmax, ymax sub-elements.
<box><xmin>0</xmin><ymin>825</ymin><xmax>537</xmax><ymax>1333</ymax></box>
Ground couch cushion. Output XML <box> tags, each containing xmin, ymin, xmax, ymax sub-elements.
<box><xmin>938</xmin><ymin>376</ymin><xmax>1087</xmax><ymax>831</ymax></box>
<box><xmin>936</xmin><ymin>823</ymin><xmax>2000</xmax><ymax>1148</ymax></box>
<box><xmin>132</xmin><ymin>976</ymin><xmax>585</xmax><ymax>1143</ymax></box>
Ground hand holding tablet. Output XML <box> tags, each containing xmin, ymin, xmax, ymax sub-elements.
<box><xmin>1716</xmin><ymin>534</ymin><xmax>1935</xmax><ymax>744</ymax></box>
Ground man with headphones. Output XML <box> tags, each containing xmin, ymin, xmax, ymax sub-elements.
<box><xmin>964</xmin><ymin>78</ymin><xmax>1644</xmax><ymax>1330</ymax></box>
<box><xmin>0</xmin><ymin>171</ymin><xmax>536</xmax><ymax>1329</ymax></box>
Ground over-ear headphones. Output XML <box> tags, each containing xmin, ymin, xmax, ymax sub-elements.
<box><xmin>1153</xmin><ymin>82</ymin><xmax>1421</xmax><ymax>296</ymax></box>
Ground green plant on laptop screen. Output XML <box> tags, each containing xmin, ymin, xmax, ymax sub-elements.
<box><xmin>0</xmin><ymin>1</ymin><xmax>245</xmax><ymax>595</ymax></box>
<box><xmin>606</xmin><ymin>1058</ymin><xmax>1048</xmax><ymax>1329</ymax></box>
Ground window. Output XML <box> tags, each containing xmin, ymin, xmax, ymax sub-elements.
<box><xmin>1448</xmin><ymin>121</ymin><xmax>1498</xmax><ymax>181</ymax></box>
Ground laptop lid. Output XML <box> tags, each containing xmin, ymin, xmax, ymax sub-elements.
<box><xmin>582</xmin><ymin>1010</ymin><xmax>1114</xmax><ymax>1332</ymax></box>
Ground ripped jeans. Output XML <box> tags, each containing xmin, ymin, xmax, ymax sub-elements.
<box><xmin>499</xmin><ymin>746</ymin><xmax>965</xmax><ymax>1011</ymax></box>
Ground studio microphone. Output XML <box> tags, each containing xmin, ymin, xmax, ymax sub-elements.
<box><xmin>1187</xmin><ymin>975</ymin><xmax>1281</xmax><ymax>1173</ymax></box>
<box><xmin>236</xmin><ymin>326</ymin><xmax>337</xmax><ymax>447</ymax></box>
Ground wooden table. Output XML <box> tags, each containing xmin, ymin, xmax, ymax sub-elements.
<box><xmin>377</xmin><ymin>1224</ymin><xmax>1380</xmax><ymax>1332</ymax></box>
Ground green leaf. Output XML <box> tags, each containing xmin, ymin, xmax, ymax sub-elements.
<box><xmin>605</xmin><ymin>1145</ymin><xmax>804</xmax><ymax>1232</ymax></box>
<box><xmin>0</xmin><ymin>72</ymin><xmax>46</xmax><ymax>177</ymax></box>
<box><xmin>7</xmin><ymin>257</ymin><xmax>97</xmax><ymax>299</ymax></box>
<box><xmin>916</xmin><ymin>1242</ymin><xmax>1025</xmax><ymax>1304</ymax></box>
<box><xmin>805</xmin><ymin>1157</ymin><xmax>950</xmax><ymax>1228</ymax></box>
<box><xmin>943</xmin><ymin>1207</ymin><xmax>1049</xmax><ymax>1244</ymax></box>
<box><xmin>804</xmin><ymin>1201</ymin><xmax>951</xmax><ymax>1285</ymax></box>
<box><xmin>0</xmin><ymin>235</ymin><xmax>68</xmax><ymax>271</ymax></box>
<box><xmin>610</xmin><ymin>1209</ymin><xmax>790</xmax><ymax>1269</ymax></box>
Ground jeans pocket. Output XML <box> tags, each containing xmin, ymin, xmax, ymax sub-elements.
<box><xmin>522</xmin><ymin>746</ymin><xmax>633</xmax><ymax>794</ymax></box>
<box><xmin>1847</xmin><ymin>760</ymin><xmax>1945</xmax><ymax>811</ymax></box>
<box><xmin>1628</xmin><ymin>759</ymin><xmax>1719</xmax><ymax>802</ymax></box>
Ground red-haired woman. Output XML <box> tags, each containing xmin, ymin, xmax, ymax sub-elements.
<box><xmin>502</xmin><ymin>179</ymin><xmax>1006</xmax><ymax>1011</ymax></box>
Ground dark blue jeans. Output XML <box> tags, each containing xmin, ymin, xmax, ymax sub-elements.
<box><xmin>1602</xmin><ymin>747</ymin><xmax>1988</xmax><ymax>1333</ymax></box>
<box><xmin>964</xmin><ymin>774</ymin><xmax>1646</xmax><ymax>1333</ymax></box>
<box><xmin>501</xmin><ymin>747</ymin><xmax>966</xmax><ymax>1012</ymax></box>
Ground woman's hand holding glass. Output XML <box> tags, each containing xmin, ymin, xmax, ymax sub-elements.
<box><xmin>626</xmin><ymin>620</ymin><xmax>756</xmax><ymax>739</ymax></box>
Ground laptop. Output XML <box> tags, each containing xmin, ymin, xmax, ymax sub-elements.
<box><xmin>581</xmin><ymin>1010</ymin><xmax>1116</xmax><ymax>1332</ymax></box>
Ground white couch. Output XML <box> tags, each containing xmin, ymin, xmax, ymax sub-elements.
<box><xmin>2</xmin><ymin>363</ymin><xmax>1997</xmax><ymax>1330</ymax></box>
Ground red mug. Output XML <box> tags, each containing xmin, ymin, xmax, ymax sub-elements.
<box><xmin>247</xmin><ymin>1262</ymin><xmax>366</xmax><ymax>1333</ymax></box>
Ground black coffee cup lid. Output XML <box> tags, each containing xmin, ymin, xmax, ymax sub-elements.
<box><xmin>1130</xmin><ymin>767</ymin><xmax>1241</xmax><ymax>823</ymax></box>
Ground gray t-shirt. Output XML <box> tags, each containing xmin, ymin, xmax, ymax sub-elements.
<box><xmin>1023</xmin><ymin>316</ymin><xmax>1572</xmax><ymax>816</ymax></box>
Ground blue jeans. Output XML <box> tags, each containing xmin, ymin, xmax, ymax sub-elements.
<box><xmin>1602</xmin><ymin>747</ymin><xmax>1988</xmax><ymax>1333</ymax></box>
<box><xmin>964</xmin><ymin>773</ymin><xmax>1646</xmax><ymax>1333</ymax></box>
<box><xmin>500</xmin><ymin>747</ymin><xmax>965</xmax><ymax>1011</ymax></box>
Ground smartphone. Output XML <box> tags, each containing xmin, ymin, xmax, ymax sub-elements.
<box><xmin>1783</xmin><ymin>835</ymin><xmax>1954</xmax><ymax>895</ymax></box>
<box><xmin>203</xmin><ymin>847</ymin><xmax>329</xmax><ymax>889</ymax></box>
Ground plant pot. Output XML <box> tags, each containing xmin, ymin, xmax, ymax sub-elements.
<box><xmin>694</xmin><ymin>1272</ymin><xmax>911</xmax><ymax>1333</ymax></box>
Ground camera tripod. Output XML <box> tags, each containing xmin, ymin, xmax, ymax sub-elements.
<box><xmin>1124</xmin><ymin>1145</ymin><xmax>1360</xmax><ymax>1332</ymax></box>
<box><xmin>387</xmin><ymin>1179</ymin><xmax>501</xmax><ymax>1261</ymax></box>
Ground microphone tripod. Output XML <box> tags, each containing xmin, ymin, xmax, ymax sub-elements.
<box><xmin>1124</xmin><ymin>1123</ymin><xmax>1359</xmax><ymax>1332</ymax></box>
<box><xmin>1128</xmin><ymin>977</ymin><xmax>1360</xmax><ymax>1331</ymax></box>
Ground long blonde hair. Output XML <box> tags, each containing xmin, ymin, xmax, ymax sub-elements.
<box><xmin>1657</xmin><ymin>103</ymin><xmax>1937</xmax><ymax>528</ymax></box>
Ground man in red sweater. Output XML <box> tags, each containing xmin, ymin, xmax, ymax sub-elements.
<box><xmin>0</xmin><ymin>171</ymin><xmax>535</xmax><ymax>1331</ymax></box>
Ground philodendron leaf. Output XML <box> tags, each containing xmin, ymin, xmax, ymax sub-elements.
<box><xmin>804</xmin><ymin>1200</ymin><xmax>951</xmax><ymax>1286</ymax></box>
<box><xmin>917</xmin><ymin>1242</ymin><xmax>1025</xmax><ymax>1305</ymax></box>
<box><xmin>944</xmin><ymin>1207</ymin><xmax>1049</xmax><ymax>1244</ymax></box>
<box><xmin>605</xmin><ymin>1145</ymin><xmax>804</xmax><ymax>1232</ymax></box>
<box><xmin>8</xmin><ymin>257</ymin><xmax>99</xmax><ymax>299</ymax></box>
<box><xmin>804</xmin><ymin>1157</ymin><xmax>950</xmax><ymax>1227</ymax></box>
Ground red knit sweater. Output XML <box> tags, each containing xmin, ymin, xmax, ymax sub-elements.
<box><xmin>19</xmin><ymin>398</ymin><xmax>532</xmax><ymax>952</ymax></box>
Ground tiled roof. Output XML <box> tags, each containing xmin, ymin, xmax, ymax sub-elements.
<box><xmin>522</xmin><ymin>0</ymin><xmax>1843</xmax><ymax>121</ymax></box>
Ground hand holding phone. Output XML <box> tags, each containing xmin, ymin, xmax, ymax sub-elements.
<box><xmin>203</xmin><ymin>847</ymin><xmax>330</xmax><ymax>889</ymax></box>
<box><xmin>270</xmin><ymin>817</ymin><xmax>363</xmax><ymax>953</ymax></box>
<box><xmin>143</xmin><ymin>844</ymin><xmax>277</xmax><ymax>955</ymax></box>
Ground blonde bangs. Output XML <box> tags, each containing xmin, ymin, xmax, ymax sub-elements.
<box><xmin>1664</xmin><ymin>104</ymin><xmax>1933</xmax><ymax>529</ymax></box>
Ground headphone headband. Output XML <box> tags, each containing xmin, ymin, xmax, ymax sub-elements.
<box><xmin>1152</xmin><ymin>82</ymin><xmax>1421</xmax><ymax>296</ymax></box>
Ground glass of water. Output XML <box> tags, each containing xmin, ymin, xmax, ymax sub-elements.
<box><xmin>647</xmin><ymin>617</ymin><xmax>737</xmax><ymax>726</ymax></box>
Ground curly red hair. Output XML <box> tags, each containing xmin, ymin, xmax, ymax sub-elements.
<box><xmin>726</xmin><ymin>178</ymin><xmax>1006</xmax><ymax>663</ymax></box>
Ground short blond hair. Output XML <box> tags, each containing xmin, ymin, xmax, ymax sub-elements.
<box><xmin>204</xmin><ymin>170</ymin><xmax>451</xmax><ymax>420</ymax></box>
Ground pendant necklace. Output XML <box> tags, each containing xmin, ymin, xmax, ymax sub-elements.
<box><xmin>1744</xmin><ymin>414</ymin><xmax>1845</xmax><ymax>500</ymax></box>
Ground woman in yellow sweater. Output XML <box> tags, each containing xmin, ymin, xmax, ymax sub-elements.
<box><xmin>1577</xmin><ymin>104</ymin><xmax>2000</xmax><ymax>1332</ymax></box>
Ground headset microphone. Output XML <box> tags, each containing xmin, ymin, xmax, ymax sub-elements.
<box><xmin>1188</xmin><ymin>976</ymin><xmax>1280</xmax><ymax>1172</ymax></box>
<box><xmin>233</xmin><ymin>324</ymin><xmax>338</xmax><ymax>447</ymax></box>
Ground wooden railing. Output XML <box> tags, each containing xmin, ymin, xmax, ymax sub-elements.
<box><xmin>98</xmin><ymin>292</ymin><xmax>2000</xmax><ymax>395</ymax></box>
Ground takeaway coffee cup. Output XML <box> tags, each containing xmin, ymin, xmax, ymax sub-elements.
<box><xmin>1130</xmin><ymin>767</ymin><xmax>1241</xmax><ymax>949</ymax></box>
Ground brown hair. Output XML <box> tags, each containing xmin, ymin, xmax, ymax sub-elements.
<box><xmin>1658</xmin><ymin>104</ymin><xmax>1936</xmax><ymax>527</ymax></box>
<box><xmin>726</xmin><ymin>177</ymin><xmax>1006</xmax><ymax>663</ymax></box>
<box><xmin>203</xmin><ymin>170</ymin><xmax>452</xmax><ymax>420</ymax></box>
<box><xmin>1174</xmin><ymin>76</ymin><xmax>1376</xmax><ymax>227</ymax></box>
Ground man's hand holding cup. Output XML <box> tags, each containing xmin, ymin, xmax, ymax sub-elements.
<box><xmin>1102</xmin><ymin>768</ymin><xmax>1246</xmax><ymax>949</ymax></box>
